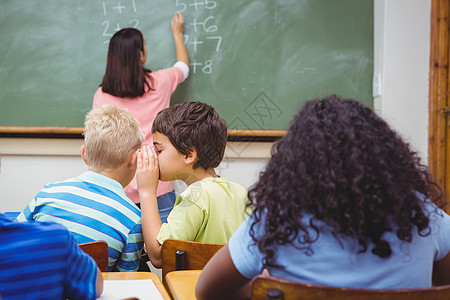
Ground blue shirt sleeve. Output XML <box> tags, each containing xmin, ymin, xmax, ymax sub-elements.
<box><xmin>117</xmin><ymin>223</ymin><xmax>144</xmax><ymax>271</ymax></box>
<box><xmin>64</xmin><ymin>232</ymin><xmax>98</xmax><ymax>300</ymax></box>
<box><xmin>228</xmin><ymin>215</ymin><xmax>264</xmax><ymax>279</ymax></box>
<box><xmin>422</xmin><ymin>200</ymin><xmax>450</xmax><ymax>261</ymax></box>
<box><xmin>15</xmin><ymin>197</ymin><xmax>37</xmax><ymax>222</ymax></box>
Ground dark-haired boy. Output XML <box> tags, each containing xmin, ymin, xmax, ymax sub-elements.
<box><xmin>136</xmin><ymin>101</ymin><xmax>248</xmax><ymax>268</ymax></box>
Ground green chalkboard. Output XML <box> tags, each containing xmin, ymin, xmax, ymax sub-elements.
<box><xmin>0</xmin><ymin>0</ymin><xmax>373</xmax><ymax>131</ymax></box>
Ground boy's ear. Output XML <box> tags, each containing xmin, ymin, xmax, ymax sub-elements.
<box><xmin>80</xmin><ymin>145</ymin><xmax>88</xmax><ymax>165</ymax></box>
<box><xmin>127</xmin><ymin>149</ymin><xmax>139</xmax><ymax>169</ymax></box>
<box><xmin>184</xmin><ymin>148</ymin><xmax>198</xmax><ymax>165</ymax></box>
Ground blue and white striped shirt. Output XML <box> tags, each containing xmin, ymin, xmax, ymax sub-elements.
<box><xmin>16</xmin><ymin>171</ymin><xmax>144</xmax><ymax>271</ymax></box>
<box><xmin>0</xmin><ymin>213</ymin><xmax>98</xmax><ymax>299</ymax></box>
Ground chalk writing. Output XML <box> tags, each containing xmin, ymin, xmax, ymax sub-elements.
<box><xmin>101</xmin><ymin>0</ymin><xmax>139</xmax><ymax>45</ymax></box>
<box><xmin>100</xmin><ymin>0</ymin><xmax>222</xmax><ymax>74</ymax></box>
<box><xmin>176</xmin><ymin>0</ymin><xmax>217</xmax><ymax>13</ymax></box>
<box><xmin>177</xmin><ymin>0</ymin><xmax>222</xmax><ymax>75</ymax></box>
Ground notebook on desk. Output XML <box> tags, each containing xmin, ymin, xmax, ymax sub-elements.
<box><xmin>99</xmin><ymin>279</ymin><xmax>164</xmax><ymax>300</ymax></box>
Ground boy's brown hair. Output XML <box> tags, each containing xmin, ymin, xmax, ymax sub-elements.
<box><xmin>83</xmin><ymin>104</ymin><xmax>144</xmax><ymax>170</ymax></box>
<box><xmin>152</xmin><ymin>101</ymin><xmax>227</xmax><ymax>169</ymax></box>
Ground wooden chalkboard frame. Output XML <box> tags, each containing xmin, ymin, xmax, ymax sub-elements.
<box><xmin>0</xmin><ymin>126</ymin><xmax>285</xmax><ymax>141</ymax></box>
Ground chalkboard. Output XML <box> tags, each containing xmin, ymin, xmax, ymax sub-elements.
<box><xmin>0</xmin><ymin>0</ymin><xmax>373</xmax><ymax>132</ymax></box>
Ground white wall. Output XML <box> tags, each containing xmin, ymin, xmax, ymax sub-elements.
<box><xmin>0</xmin><ymin>154</ymin><xmax>88</xmax><ymax>211</ymax></box>
<box><xmin>374</xmin><ymin>0</ymin><xmax>430</xmax><ymax>159</ymax></box>
<box><xmin>0</xmin><ymin>0</ymin><xmax>431</xmax><ymax>212</ymax></box>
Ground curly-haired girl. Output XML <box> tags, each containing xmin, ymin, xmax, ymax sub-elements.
<box><xmin>196</xmin><ymin>95</ymin><xmax>450</xmax><ymax>299</ymax></box>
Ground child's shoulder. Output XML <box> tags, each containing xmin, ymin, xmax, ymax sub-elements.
<box><xmin>149</xmin><ymin>66</ymin><xmax>182</xmax><ymax>81</ymax></box>
<box><xmin>192</xmin><ymin>176</ymin><xmax>244</xmax><ymax>189</ymax></box>
<box><xmin>10</xmin><ymin>217</ymin><xmax>71</xmax><ymax>239</ymax></box>
<box><xmin>41</xmin><ymin>177</ymin><xmax>81</xmax><ymax>190</ymax></box>
<box><xmin>40</xmin><ymin>172</ymin><xmax>94</xmax><ymax>190</ymax></box>
<box><xmin>180</xmin><ymin>177</ymin><xmax>246</xmax><ymax>201</ymax></box>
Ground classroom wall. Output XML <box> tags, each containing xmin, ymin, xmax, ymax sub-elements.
<box><xmin>0</xmin><ymin>0</ymin><xmax>431</xmax><ymax>212</ymax></box>
<box><xmin>373</xmin><ymin>0</ymin><xmax>430</xmax><ymax>158</ymax></box>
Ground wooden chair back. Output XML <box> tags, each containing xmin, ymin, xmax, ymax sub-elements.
<box><xmin>79</xmin><ymin>240</ymin><xmax>109</xmax><ymax>272</ymax></box>
<box><xmin>251</xmin><ymin>275</ymin><xmax>450</xmax><ymax>300</ymax></box>
<box><xmin>161</xmin><ymin>239</ymin><xmax>224</xmax><ymax>285</ymax></box>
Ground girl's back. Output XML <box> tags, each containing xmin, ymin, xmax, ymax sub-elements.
<box><xmin>229</xmin><ymin>196</ymin><xmax>450</xmax><ymax>289</ymax></box>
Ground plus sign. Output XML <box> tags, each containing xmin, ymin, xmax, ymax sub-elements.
<box><xmin>190</xmin><ymin>19</ymin><xmax>203</xmax><ymax>32</ymax></box>
<box><xmin>190</xmin><ymin>60</ymin><xmax>202</xmax><ymax>74</ymax></box>
<box><xmin>113</xmin><ymin>2</ymin><xmax>126</xmax><ymax>14</ymax></box>
<box><xmin>189</xmin><ymin>0</ymin><xmax>204</xmax><ymax>10</ymax></box>
<box><xmin>190</xmin><ymin>38</ymin><xmax>204</xmax><ymax>52</ymax></box>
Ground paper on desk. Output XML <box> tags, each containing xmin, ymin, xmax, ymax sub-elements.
<box><xmin>99</xmin><ymin>279</ymin><xmax>164</xmax><ymax>300</ymax></box>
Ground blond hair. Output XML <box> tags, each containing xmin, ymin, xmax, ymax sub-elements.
<box><xmin>83</xmin><ymin>104</ymin><xmax>144</xmax><ymax>170</ymax></box>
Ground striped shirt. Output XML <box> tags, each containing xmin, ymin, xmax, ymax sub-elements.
<box><xmin>16</xmin><ymin>171</ymin><xmax>144</xmax><ymax>271</ymax></box>
<box><xmin>0</xmin><ymin>213</ymin><xmax>98</xmax><ymax>300</ymax></box>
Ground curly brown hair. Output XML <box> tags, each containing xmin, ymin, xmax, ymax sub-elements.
<box><xmin>247</xmin><ymin>95</ymin><xmax>442</xmax><ymax>268</ymax></box>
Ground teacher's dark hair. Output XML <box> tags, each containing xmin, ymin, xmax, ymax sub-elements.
<box><xmin>101</xmin><ymin>28</ymin><xmax>153</xmax><ymax>98</ymax></box>
<box><xmin>247</xmin><ymin>94</ymin><xmax>442</xmax><ymax>268</ymax></box>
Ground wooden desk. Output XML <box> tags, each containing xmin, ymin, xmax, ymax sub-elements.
<box><xmin>102</xmin><ymin>272</ymin><xmax>171</xmax><ymax>300</ymax></box>
<box><xmin>165</xmin><ymin>270</ymin><xmax>201</xmax><ymax>300</ymax></box>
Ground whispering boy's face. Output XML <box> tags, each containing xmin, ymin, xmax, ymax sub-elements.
<box><xmin>152</xmin><ymin>132</ymin><xmax>188</xmax><ymax>182</ymax></box>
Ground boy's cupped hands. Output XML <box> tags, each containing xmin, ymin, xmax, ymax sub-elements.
<box><xmin>136</xmin><ymin>145</ymin><xmax>160</xmax><ymax>197</ymax></box>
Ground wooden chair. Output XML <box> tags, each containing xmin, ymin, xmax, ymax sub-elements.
<box><xmin>79</xmin><ymin>240</ymin><xmax>109</xmax><ymax>272</ymax></box>
<box><xmin>161</xmin><ymin>239</ymin><xmax>224</xmax><ymax>286</ymax></box>
<box><xmin>251</xmin><ymin>275</ymin><xmax>450</xmax><ymax>300</ymax></box>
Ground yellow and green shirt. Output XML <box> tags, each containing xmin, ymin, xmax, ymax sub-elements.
<box><xmin>157</xmin><ymin>177</ymin><xmax>248</xmax><ymax>244</ymax></box>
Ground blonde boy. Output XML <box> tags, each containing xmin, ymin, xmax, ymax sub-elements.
<box><xmin>136</xmin><ymin>101</ymin><xmax>248</xmax><ymax>268</ymax></box>
<box><xmin>16</xmin><ymin>104</ymin><xmax>145</xmax><ymax>271</ymax></box>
